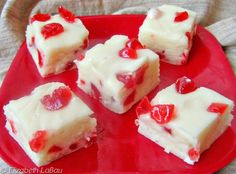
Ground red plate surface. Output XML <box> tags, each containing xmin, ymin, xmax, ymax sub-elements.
<box><xmin>0</xmin><ymin>15</ymin><xmax>236</xmax><ymax>174</ymax></box>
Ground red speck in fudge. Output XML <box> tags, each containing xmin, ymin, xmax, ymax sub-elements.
<box><xmin>41</xmin><ymin>23</ymin><xmax>64</xmax><ymax>39</ymax></box>
<box><xmin>31</xmin><ymin>37</ymin><xmax>35</xmax><ymax>46</ymax></box>
<box><xmin>136</xmin><ymin>96</ymin><xmax>152</xmax><ymax>117</ymax></box>
<box><xmin>99</xmin><ymin>80</ymin><xmax>103</xmax><ymax>87</ymax></box>
<box><xmin>30</xmin><ymin>13</ymin><xmax>51</xmax><ymax>24</ymax></box>
<box><xmin>116</xmin><ymin>73</ymin><xmax>136</xmax><ymax>89</ymax></box>
<box><xmin>185</xmin><ymin>32</ymin><xmax>191</xmax><ymax>49</ymax></box>
<box><xmin>207</xmin><ymin>103</ymin><xmax>228</xmax><ymax>116</ymax></box>
<box><xmin>151</xmin><ymin>104</ymin><xmax>175</xmax><ymax>124</ymax></box>
<box><xmin>90</xmin><ymin>83</ymin><xmax>101</xmax><ymax>100</ymax></box>
<box><xmin>48</xmin><ymin>145</ymin><xmax>63</xmax><ymax>153</ymax></box>
<box><xmin>64</xmin><ymin>61</ymin><xmax>74</xmax><ymax>71</ymax></box>
<box><xmin>163</xmin><ymin>126</ymin><xmax>172</xmax><ymax>135</ymax></box>
<box><xmin>9</xmin><ymin>120</ymin><xmax>17</xmax><ymax>134</ymax></box>
<box><xmin>69</xmin><ymin>143</ymin><xmax>78</xmax><ymax>151</ymax></box>
<box><xmin>135</xmin><ymin>63</ymin><xmax>148</xmax><ymax>84</ymax></box>
<box><xmin>156</xmin><ymin>50</ymin><xmax>166</xmax><ymax>60</ymax></box>
<box><xmin>58</xmin><ymin>6</ymin><xmax>76</xmax><ymax>23</ymax></box>
<box><xmin>41</xmin><ymin>86</ymin><xmax>72</xmax><ymax>111</ymax></box>
<box><xmin>124</xmin><ymin>90</ymin><xmax>136</xmax><ymax>106</ymax></box>
<box><xmin>74</xmin><ymin>49</ymin><xmax>79</xmax><ymax>54</ymax></box>
<box><xmin>125</xmin><ymin>38</ymin><xmax>144</xmax><ymax>50</ymax></box>
<box><xmin>188</xmin><ymin>148</ymin><xmax>200</xmax><ymax>161</ymax></box>
<box><xmin>77</xmin><ymin>54</ymin><xmax>85</xmax><ymax>61</ymax></box>
<box><xmin>91</xmin><ymin>131</ymin><xmax>97</xmax><ymax>138</ymax></box>
<box><xmin>80</xmin><ymin>79</ymin><xmax>86</xmax><ymax>85</ymax></box>
<box><xmin>174</xmin><ymin>11</ymin><xmax>189</xmax><ymax>22</ymax></box>
<box><xmin>175</xmin><ymin>76</ymin><xmax>197</xmax><ymax>94</ymax></box>
<box><xmin>119</xmin><ymin>48</ymin><xmax>137</xmax><ymax>59</ymax></box>
<box><xmin>81</xmin><ymin>39</ymin><xmax>88</xmax><ymax>49</ymax></box>
<box><xmin>37</xmin><ymin>49</ymin><xmax>43</xmax><ymax>67</ymax></box>
<box><xmin>29</xmin><ymin>130</ymin><xmax>47</xmax><ymax>153</ymax></box>
<box><xmin>181</xmin><ymin>52</ymin><xmax>188</xmax><ymax>65</ymax></box>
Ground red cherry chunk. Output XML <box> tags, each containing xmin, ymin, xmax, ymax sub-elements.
<box><xmin>64</xmin><ymin>62</ymin><xmax>74</xmax><ymax>71</ymax></box>
<box><xmin>207</xmin><ymin>102</ymin><xmax>228</xmax><ymax>116</ymax></box>
<box><xmin>181</xmin><ymin>52</ymin><xmax>188</xmax><ymax>65</ymax></box>
<box><xmin>9</xmin><ymin>120</ymin><xmax>17</xmax><ymax>134</ymax></box>
<box><xmin>116</xmin><ymin>63</ymin><xmax>148</xmax><ymax>88</ymax></box>
<box><xmin>174</xmin><ymin>11</ymin><xmax>189</xmax><ymax>22</ymax></box>
<box><xmin>188</xmin><ymin>148</ymin><xmax>200</xmax><ymax>161</ymax></box>
<box><xmin>58</xmin><ymin>6</ymin><xmax>76</xmax><ymax>23</ymax></box>
<box><xmin>91</xmin><ymin>83</ymin><xmax>101</xmax><ymax>100</ymax></box>
<box><xmin>163</xmin><ymin>126</ymin><xmax>172</xmax><ymax>135</ymax></box>
<box><xmin>81</xmin><ymin>39</ymin><xmax>88</xmax><ymax>49</ymax></box>
<box><xmin>125</xmin><ymin>38</ymin><xmax>144</xmax><ymax>50</ymax></box>
<box><xmin>80</xmin><ymin>79</ymin><xmax>86</xmax><ymax>85</ymax></box>
<box><xmin>156</xmin><ymin>51</ymin><xmax>166</xmax><ymax>60</ymax></box>
<box><xmin>41</xmin><ymin>23</ymin><xmax>64</xmax><ymax>39</ymax></box>
<box><xmin>175</xmin><ymin>76</ymin><xmax>197</xmax><ymax>94</ymax></box>
<box><xmin>41</xmin><ymin>86</ymin><xmax>72</xmax><ymax>111</ymax></box>
<box><xmin>135</xmin><ymin>63</ymin><xmax>148</xmax><ymax>84</ymax></box>
<box><xmin>119</xmin><ymin>48</ymin><xmax>137</xmax><ymax>59</ymax></box>
<box><xmin>29</xmin><ymin>130</ymin><xmax>47</xmax><ymax>153</ymax></box>
<box><xmin>48</xmin><ymin>145</ymin><xmax>63</xmax><ymax>153</ymax></box>
<box><xmin>124</xmin><ymin>90</ymin><xmax>136</xmax><ymax>106</ymax></box>
<box><xmin>116</xmin><ymin>73</ymin><xmax>135</xmax><ymax>89</ymax></box>
<box><xmin>69</xmin><ymin>143</ymin><xmax>78</xmax><ymax>151</ymax></box>
<box><xmin>185</xmin><ymin>32</ymin><xmax>191</xmax><ymax>48</ymax></box>
<box><xmin>30</xmin><ymin>13</ymin><xmax>51</xmax><ymax>24</ymax></box>
<box><xmin>136</xmin><ymin>96</ymin><xmax>152</xmax><ymax>117</ymax></box>
<box><xmin>37</xmin><ymin>49</ymin><xmax>43</xmax><ymax>67</ymax></box>
<box><xmin>31</xmin><ymin>37</ymin><xmax>35</xmax><ymax>45</ymax></box>
<box><xmin>77</xmin><ymin>54</ymin><xmax>85</xmax><ymax>61</ymax></box>
<box><xmin>151</xmin><ymin>104</ymin><xmax>175</xmax><ymax>124</ymax></box>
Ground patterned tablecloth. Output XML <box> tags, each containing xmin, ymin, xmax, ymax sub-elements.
<box><xmin>0</xmin><ymin>0</ymin><xmax>235</xmax><ymax>173</ymax></box>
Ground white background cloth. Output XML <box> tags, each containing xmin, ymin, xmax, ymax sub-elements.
<box><xmin>0</xmin><ymin>0</ymin><xmax>235</xmax><ymax>173</ymax></box>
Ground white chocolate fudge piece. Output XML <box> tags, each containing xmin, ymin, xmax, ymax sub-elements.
<box><xmin>4</xmin><ymin>82</ymin><xmax>96</xmax><ymax>166</ymax></box>
<box><xmin>136</xmin><ymin>77</ymin><xmax>234</xmax><ymax>164</ymax></box>
<box><xmin>138</xmin><ymin>5</ymin><xmax>197</xmax><ymax>65</ymax></box>
<box><xmin>75</xmin><ymin>35</ymin><xmax>160</xmax><ymax>114</ymax></box>
<box><xmin>26</xmin><ymin>6</ymin><xmax>89</xmax><ymax>77</ymax></box>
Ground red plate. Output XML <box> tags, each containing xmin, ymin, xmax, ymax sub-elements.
<box><xmin>0</xmin><ymin>15</ymin><xmax>235</xmax><ymax>174</ymax></box>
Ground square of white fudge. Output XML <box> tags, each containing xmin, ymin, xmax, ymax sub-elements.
<box><xmin>138</xmin><ymin>5</ymin><xmax>197</xmax><ymax>65</ymax></box>
<box><xmin>4</xmin><ymin>82</ymin><xmax>96</xmax><ymax>166</ymax></box>
<box><xmin>75</xmin><ymin>35</ymin><xmax>160</xmax><ymax>114</ymax></box>
<box><xmin>26</xmin><ymin>7</ymin><xmax>89</xmax><ymax>77</ymax></box>
<box><xmin>136</xmin><ymin>77</ymin><xmax>234</xmax><ymax>164</ymax></box>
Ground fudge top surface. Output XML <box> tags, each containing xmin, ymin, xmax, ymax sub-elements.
<box><xmin>150</xmin><ymin>84</ymin><xmax>233</xmax><ymax>141</ymax></box>
<box><xmin>26</xmin><ymin>14</ymin><xmax>89</xmax><ymax>56</ymax></box>
<box><xmin>4</xmin><ymin>82</ymin><xmax>94</xmax><ymax>136</ymax></box>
